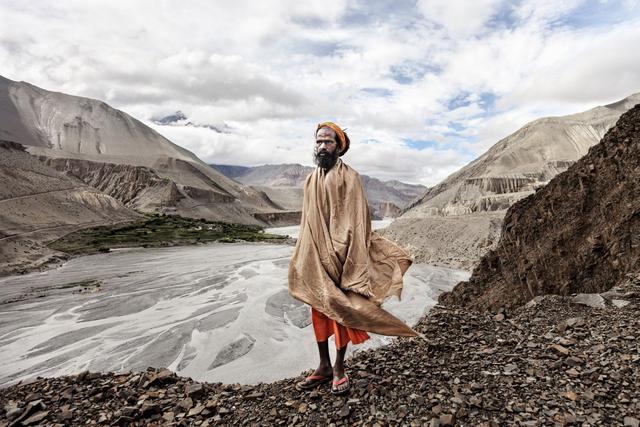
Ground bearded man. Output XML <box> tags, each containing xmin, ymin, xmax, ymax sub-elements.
<box><xmin>288</xmin><ymin>121</ymin><xmax>418</xmax><ymax>395</ymax></box>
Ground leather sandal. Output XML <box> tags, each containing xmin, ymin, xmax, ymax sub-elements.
<box><xmin>297</xmin><ymin>374</ymin><xmax>331</xmax><ymax>390</ymax></box>
<box><xmin>331</xmin><ymin>374</ymin><xmax>350</xmax><ymax>395</ymax></box>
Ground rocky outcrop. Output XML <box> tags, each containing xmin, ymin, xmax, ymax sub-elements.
<box><xmin>1</xmin><ymin>277</ymin><xmax>638</xmax><ymax>425</ymax></box>
<box><xmin>371</xmin><ymin>202</ymin><xmax>402</xmax><ymax>219</ymax></box>
<box><xmin>441</xmin><ymin>104</ymin><xmax>640</xmax><ymax>311</ymax></box>
<box><xmin>387</xmin><ymin>93</ymin><xmax>640</xmax><ymax>269</ymax></box>
<box><xmin>40</xmin><ymin>158</ymin><xmax>181</xmax><ymax>209</ymax></box>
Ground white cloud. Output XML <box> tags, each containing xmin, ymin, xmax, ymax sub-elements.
<box><xmin>416</xmin><ymin>0</ymin><xmax>502</xmax><ymax>37</ymax></box>
<box><xmin>1</xmin><ymin>0</ymin><xmax>639</xmax><ymax>186</ymax></box>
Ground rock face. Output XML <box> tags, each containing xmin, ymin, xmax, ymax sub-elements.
<box><xmin>39</xmin><ymin>157</ymin><xmax>183</xmax><ymax>211</ymax></box>
<box><xmin>211</xmin><ymin>163</ymin><xmax>425</xmax><ymax>218</ymax></box>
<box><xmin>386</xmin><ymin>93</ymin><xmax>640</xmax><ymax>269</ymax></box>
<box><xmin>0</xmin><ymin>141</ymin><xmax>139</xmax><ymax>275</ymax></box>
<box><xmin>0</xmin><ymin>75</ymin><xmax>282</xmax><ymax>225</ymax></box>
<box><xmin>441</xmin><ymin>103</ymin><xmax>640</xmax><ymax>311</ymax></box>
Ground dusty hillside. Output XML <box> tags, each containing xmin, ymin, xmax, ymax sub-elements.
<box><xmin>381</xmin><ymin>213</ymin><xmax>503</xmax><ymax>270</ymax></box>
<box><xmin>211</xmin><ymin>163</ymin><xmax>426</xmax><ymax>218</ymax></box>
<box><xmin>441</xmin><ymin>103</ymin><xmax>640</xmax><ymax>311</ymax></box>
<box><xmin>386</xmin><ymin>93</ymin><xmax>640</xmax><ymax>269</ymax></box>
<box><xmin>0</xmin><ymin>141</ymin><xmax>139</xmax><ymax>275</ymax></box>
<box><xmin>0</xmin><ymin>75</ymin><xmax>283</xmax><ymax>225</ymax></box>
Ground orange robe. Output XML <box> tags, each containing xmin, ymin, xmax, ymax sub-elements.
<box><xmin>311</xmin><ymin>307</ymin><xmax>370</xmax><ymax>348</ymax></box>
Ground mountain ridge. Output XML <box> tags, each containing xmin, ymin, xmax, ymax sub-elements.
<box><xmin>210</xmin><ymin>163</ymin><xmax>426</xmax><ymax>218</ymax></box>
<box><xmin>385</xmin><ymin>92</ymin><xmax>640</xmax><ymax>269</ymax></box>
<box><xmin>440</xmin><ymin>102</ymin><xmax>640</xmax><ymax>310</ymax></box>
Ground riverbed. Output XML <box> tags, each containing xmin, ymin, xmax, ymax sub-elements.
<box><xmin>0</xmin><ymin>228</ymin><xmax>469</xmax><ymax>387</ymax></box>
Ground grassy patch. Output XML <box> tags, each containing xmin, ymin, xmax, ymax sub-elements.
<box><xmin>48</xmin><ymin>214</ymin><xmax>287</xmax><ymax>255</ymax></box>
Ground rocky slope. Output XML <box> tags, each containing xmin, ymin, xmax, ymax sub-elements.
<box><xmin>211</xmin><ymin>163</ymin><xmax>426</xmax><ymax>218</ymax></box>
<box><xmin>0</xmin><ymin>141</ymin><xmax>139</xmax><ymax>275</ymax></box>
<box><xmin>0</xmin><ymin>75</ymin><xmax>281</xmax><ymax>225</ymax></box>
<box><xmin>1</xmin><ymin>276</ymin><xmax>638</xmax><ymax>426</ymax></box>
<box><xmin>440</xmin><ymin>103</ymin><xmax>640</xmax><ymax>311</ymax></box>
<box><xmin>381</xmin><ymin>213</ymin><xmax>504</xmax><ymax>270</ymax></box>
<box><xmin>386</xmin><ymin>93</ymin><xmax>640</xmax><ymax>269</ymax></box>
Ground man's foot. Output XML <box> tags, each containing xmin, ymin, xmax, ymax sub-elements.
<box><xmin>297</xmin><ymin>367</ymin><xmax>332</xmax><ymax>390</ymax></box>
<box><xmin>331</xmin><ymin>373</ymin><xmax>350</xmax><ymax>395</ymax></box>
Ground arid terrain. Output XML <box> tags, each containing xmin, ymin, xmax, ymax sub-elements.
<box><xmin>385</xmin><ymin>93</ymin><xmax>640</xmax><ymax>270</ymax></box>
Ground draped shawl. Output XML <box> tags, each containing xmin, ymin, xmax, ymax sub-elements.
<box><xmin>288</xmin><ymin>159</ymin><xmax>418</xmax><ymax>337</ymax></box>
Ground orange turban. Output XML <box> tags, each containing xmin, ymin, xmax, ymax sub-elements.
<box><xmin>316</xmin><ymin>121</ymin><xmax>350</xmax><ymax>156</ymax></box>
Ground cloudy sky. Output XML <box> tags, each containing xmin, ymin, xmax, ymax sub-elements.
<box><xmin>2</xmin><ymin>0</ymin><xmax>640</xmax><ymax>185</ymax></box>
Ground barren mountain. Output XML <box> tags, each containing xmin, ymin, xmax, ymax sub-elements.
<box><xmin>0</xmin><ymin>76</ymin><xmax>281</xmax><ymax>225</ymax></box>
<box><xmin>211</xmin><ymin>163</ymin><xmax>426</xmax><ymax>218</ymax></box>
<box><xmin>0</xmin><ymin>141</ymin><xmax>139</xmax><ymax>275</ymax></box>
<box><xmin>440</xmin><ymin>103</ymin><xmax>640</xmax><ymax>311</ymax></box>
<box><xmin>385</xmin><ymin>93</ymin><xmax>640</xmax><ymax>269</ymax></box>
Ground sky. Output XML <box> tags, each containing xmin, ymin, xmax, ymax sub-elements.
<box><xmin>1</xmin><ymin>0</ymin><xmax>640</xmax><ymax>185</ymax></box>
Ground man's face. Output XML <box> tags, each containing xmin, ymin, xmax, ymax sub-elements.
<box><xmin>314</xmin><ymin>127</ymin><xmax>340</xmax><ymax>169</ymax></box>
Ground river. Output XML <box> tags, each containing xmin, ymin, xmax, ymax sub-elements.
<box><xmin>0</xmin><ymin>223</ymin><xmax>469</xmax><ymax>387</ymax></box>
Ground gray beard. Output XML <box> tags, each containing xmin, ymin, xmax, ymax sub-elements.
<box><xmin>314</xmin><ymin>149</ymin><xmax>339</xmax><ymax>170</ymax></box>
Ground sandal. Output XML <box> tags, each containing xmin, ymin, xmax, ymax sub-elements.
<box><xmin>297</xmin><ymin>374</ymin><xmax>331</xmax><ymax>390</ymax></box>
<box><xmin>331</xmin><ymin>374</ymin><xmax>350</xmax><ymax>395</ymax></box>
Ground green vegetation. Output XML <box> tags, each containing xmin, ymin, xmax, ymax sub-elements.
<box><xmin>48</xmin><ymin>214</ymin><xmax>286</xmax><ymax>255</ymax></box>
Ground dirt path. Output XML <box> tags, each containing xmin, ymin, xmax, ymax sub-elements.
<box><xmin>0</xmin><ymin>186</ymin><xmax>87</xmax><ymax>203</ymax></box>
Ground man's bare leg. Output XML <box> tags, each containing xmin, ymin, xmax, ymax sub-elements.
<box><xmin>332</xmin><ymin>344</ymin><xmax>350</xmax><ymax>393</ymax></box>
<box><xmin>313</xmin><ymin>340</ymin><xmax>333</xmax><ymax>377</ymax></box>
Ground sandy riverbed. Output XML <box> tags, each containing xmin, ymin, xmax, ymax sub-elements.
<box><xmin>0</xmin><ymin>237</ymin><xmax>468</xmax><ymax>387</ymax></box>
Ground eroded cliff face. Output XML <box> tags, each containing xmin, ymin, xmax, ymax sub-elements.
<box><xmin>40</xmin><ymin>158</ymin><xmax>180</xmax><ymax>209</ymax></box>
<box><xmin>0</xmin><ymin>141</ymin><xmax>139</xmax><ymax>275</ymax></box>
<box><xmin>440</xmin><ymin>104</ymin><xmax>640</xmax><ymax>311</ymax></box>
<box><xmin>38</xmin><ymin>157</ymin><xmax>269</xmax><ymax>225</ymax></box>
<box><xmin>372</xmin><ymin>202</ymin><xmax>402</xmax><ymax>219</ymax></box>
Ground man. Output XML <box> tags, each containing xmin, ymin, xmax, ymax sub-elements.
<box><xmin>288</xmin><ymin>121</ymin><xmax>418</xmax><ymax>395</ymax></box>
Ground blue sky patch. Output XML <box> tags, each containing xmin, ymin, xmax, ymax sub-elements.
<box><xmin>446</xmin><ymin>92</ymin><xmax>472</xmax><ymax>110</ymax></box>
<box><xmin>479</xmin><ymin>92</ymin><xmax>497</xmax><ymax>110</ymax></box>
<box><xmin>403</xmin><ymin>139</ymin><xmax>440</xmax><ymax>150</ymax></box>
<box><xmin>341</xmin><ymin>0</ymin><xmax>419</xmax><ymax>27</ymax></box>
<box><xmin>390</xmin><ymin>61</ymin><xmax>440</xmax><ymax>85</ymax></box>
<box><xmin>562</xmin><ymin>0</ymin><xmax>640</xmax><ymax>28</ymax></box>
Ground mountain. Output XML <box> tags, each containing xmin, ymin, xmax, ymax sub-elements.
<box><xmin>0</xmin><ymin>140</ymin><xmax>139</xmax><ymax>275</ymax></box>
<box><xmin>209</xmin><ymin>164</ymin><xmax>252</xmax><ymax>179</ymax></box>
<box><xmin>210</xmin><ymin>163</ymin><xmax>426</xmax><ymax>219</ymax></box>
<box><xmin>384</xmin><ymin>93</ymin><xmax>640</xmax><ymax>269</ymax></box>
<box><xmin>0</xmin><ymin>76</ymin><xmax>281</xmax><ymax>225</ymax></box>
<box><xmin>440</xmin><ymin>102</ymin><xmax>640</xmax><ymax>311</ymax></box>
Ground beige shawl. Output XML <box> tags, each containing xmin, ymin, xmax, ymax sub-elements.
<box><xmin>288</xmin><ymin>159</ymin><xmax>418</xmax><ymax>337</ymax></box>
